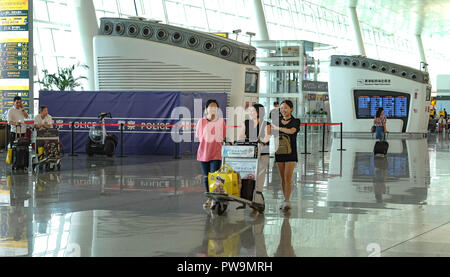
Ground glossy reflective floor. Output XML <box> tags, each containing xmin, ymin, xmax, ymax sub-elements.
<box><xmin>1</xmin><ymin>133</ymin><xmax>450</xmax><ymax>257</ymax></box>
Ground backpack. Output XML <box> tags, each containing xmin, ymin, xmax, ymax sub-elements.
<box><xmin>276</xmin><ymin>134</ymin><xmax>292</xmax><ymax>155</ymax></box>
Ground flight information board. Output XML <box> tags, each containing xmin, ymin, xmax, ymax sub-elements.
<box><xmin>355</xmin><ymin>91</ymin><xmax>409</xmax><ymax>119</ymax></box>
<box><xmin>0</xmin><ymin>0</ymin><xmax>32</xmax><ymax>118</ymax></box>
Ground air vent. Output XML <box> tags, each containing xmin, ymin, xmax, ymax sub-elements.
<box><xmin>172</xmin><ymin>32</ymin><xmax>183</xmax><ymax>43</ymax></box>
<box><xmin>390</xmin><ymin>68</ymin><xmax>397</xmax><ymax>74</ymax></box>
<box><xmin>371</xmin><ymin>64</ymin><xmax>377</xmax><ymax>70</ymax></box>
<box><xmin>115</xmin><ymin>23</ymin><xmax>125</xmax><ymax>35</ymax></box>
<box><xmin>203</xmin><ymin>40</ymin><xmax>215</xmax><ymax>51</ymax></box>
<box><xmin>343</xmin><ymin>58</ymin><xmax>350</xmax><ymax>66</ymax></box>
<box><xmin>401</xmin><ymin>71</ymin><xmax>407</xmax><ymax>77</ymax></box>
<box><xmin>104</xmin><ymin>22</ymin><xmax>113</xmax><ymax>35</ymax></box>
<box><xmin>219</xmin><ymin>45</ymin><xmax>232</xmax><ymax>57</ymax></box>
<box><xmin>334</xmin><ymin>59</ymin><xmax>341</xmax><ymax>65</ymax></box>
<box><xmin>127</xmin><ymin>24</ymin><xmax>138</xmax><ymax>36</ymax></box>
<box><xmin>380</xmin><ymin>66</ymin><xmax>387</xmax><ymax>72</ymax></box>
<box><xmin>156</xmin><ymin>29</ymin><xmax>168</xmax><ymax>40</ymax></box>
<box><xmin>187</xmin><ymin>36</ymin><xmax>199</xmax><ymax>47</ymax></box>
<box><xmin>411</xmin><ymin>74</ymin><xmax>417</xmax><ymax>80</ymax></box>
<box><xmin>361</xmin><ymin>61</ymin><xmax>367</xmax><ymax>67</ymax></box>
<box><xmin>141</xmin><ymin>26</ymin><xmax>153</xmax><ymax>38</ymax></box>
<box><xmin>249</xmin><ymin>53</ymin><xmax>256</xmax><ymax>64</ymax></box>
<box><xmin>242</xmin><ymin>51</ymin><xmax>249</xmax><ymax>63</ymax></box>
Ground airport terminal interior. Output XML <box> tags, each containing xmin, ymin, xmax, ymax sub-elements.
<box><xmin>1</xmin><ymin>0</ymin><xmax>450</xmax><ymax>257</ymax></box>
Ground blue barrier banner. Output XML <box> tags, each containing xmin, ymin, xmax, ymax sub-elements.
<box><xmin>39</xmin><ymin>91</ymin><xmax>228</xmax><ymax>155</ymax></box>
<box><xmin>39</xmin><ymin>91</ymin><xmax>180</xmax><ymax>155</ymax></box>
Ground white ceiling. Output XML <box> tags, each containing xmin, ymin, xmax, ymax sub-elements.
<box><xmin>315</xmin><ymin>0</ymin><xmax>450</xmax><ymax>37</ymax></box>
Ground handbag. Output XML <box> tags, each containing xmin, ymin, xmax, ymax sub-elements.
<box><xmin>371</xmin><ymin>125</ymin><xmax>376</xmax><ymax>133</ymax></box>
<box><xmin>275</xmin><ymin>134</ymin><xmax>292</xmax><ymax>155</ymax></box>
<box><xmin>208</xmin><ymin>164</ymin><xmax>240</xmax><ymax>196</ymax></box>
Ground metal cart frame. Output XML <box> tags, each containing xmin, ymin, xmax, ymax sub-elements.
<box><xmin>205</xmin><ymin>142</ymin><xmax>265</xmax><ymax>215</ymax></box>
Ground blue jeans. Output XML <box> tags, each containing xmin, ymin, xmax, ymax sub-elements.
<box><xmin>200</xmin><ymin>160</ymin><xmax>222</xmax><ymax>192</ymax></box>
<box><xmin>375</xmin><ymin>126</ymin><xmax>385</xmax><ymax>141</ymax></box>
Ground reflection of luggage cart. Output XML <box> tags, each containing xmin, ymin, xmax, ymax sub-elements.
<box><xmin>33</xmin><ymin>129</ymin><xmax>64</xmax><ymax>173</ymax></box>
<box><xmin>206</xmin><ymin>142</ymin><xmax>265</xmax><ymax>215</ymax></box>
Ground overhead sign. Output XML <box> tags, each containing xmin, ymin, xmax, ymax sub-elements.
<box><xmin>0</xmin><ymin>0</ymin><xmax>32</xmax><ymax>118</ymax></box>
<box><xmin>302</xmin><ymin>80</ymin><xmax>328</xmax><ymax>92</ymax></box>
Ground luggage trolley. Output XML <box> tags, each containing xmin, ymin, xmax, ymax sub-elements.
<box><xmin>206</xmin><ymin>142</ymin><xmax>265</xmax><ymax>215</ymax></box>
<box><xmin>33</xmin><ymin>128</ymin><xmax>64</xmax><ymax>173</ymax></box>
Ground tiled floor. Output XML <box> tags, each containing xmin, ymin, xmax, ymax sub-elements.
<box><xmin>1</xmin><ymin>133</ymin><xmax>450</xmax><ymax>257</ymax></box>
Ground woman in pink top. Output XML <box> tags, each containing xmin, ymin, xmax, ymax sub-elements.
<box><xmin>196</xmin><ymin>99</ymin><xmax>226</xmax><ymax>209</ymax></box>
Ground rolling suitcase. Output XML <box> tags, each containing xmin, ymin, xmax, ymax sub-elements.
<box><xmin>373</xmin><ymin>141</ymin><xmax>389</xmax><ymax>156</ymax></box>
<box><xmin>11</xmin><ymin>126</ymin><xmax>30</xmax><ymax>170</ymax></box>
<box><xmin>12</xmin><ymin>145</ymin><xmax>29</xmax><ymax>170</ymax></box>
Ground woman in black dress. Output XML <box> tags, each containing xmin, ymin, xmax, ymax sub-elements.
<box><xmin>239</xmin><ymin>104</ymin><xmax>271</xmax><ymax>211</ymax></box>
<box><xmin>271</xmin><ymin>100</ymin><xmax>300</xmax><ymax>211</ymax></box>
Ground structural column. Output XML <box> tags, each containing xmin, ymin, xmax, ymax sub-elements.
<box><xmin>415</xmin><ymin>34</ymin><xmax>427</xmax><ymax>64</ymax></box>
<box><xmin>68</xmin><ymin>0</ymin><xmax>98</xmax><ymax>91</ymax></box>
<box><xmin>347</xmin><ymin>0</ymin><xmax>366</xmax><ymax>56</ymax></box>
<box><xmin>252</xmin><ymin>0</ymin><xmax>270</xmax><ymax>41</ymax></box>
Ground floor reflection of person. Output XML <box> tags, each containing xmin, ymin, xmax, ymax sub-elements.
<box><xmin>35</xmin><ymin>173</ymin><xmax>61</xmax><ymax>234</ymax></box>
<box><xmin>274</xmin><ymin>213</ymin><xmax>296</xmax><ymax>257</ymax></box>
<box><xmin>7</xmin><ymin>174</ymin><xmax>29</xmax><ymax>242</ymax></box>
<box><xmin>344</xmin><ymin>214</ymin><xmax>358</xmax><ymax>257</ymax></box>
<box><xmin>373</xmin><ymin>156</ymin><xmax>388</xmax><ymax>203</ymax></box>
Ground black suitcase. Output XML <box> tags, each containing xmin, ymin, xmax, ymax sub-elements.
<box><xmin>240</xmin><ymin>179</ymin><xmax>255</xmax><ymax>201</ymax></box>
<box><xmin>374</xmin><ymin>141</ymin><xmax>389</xmax><ymax>156</ymax></box>
<box><xmin>12</xmin><ymin>145</ymin><xmax>29</xmax><ymax>170</ymax></box>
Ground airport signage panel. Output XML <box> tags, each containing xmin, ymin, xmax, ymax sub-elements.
<box><xmin>0</xmin><ymin>0</ymin><xmax>32</xmax><ymax>118</ymax></box>
<box><xmin>302</xmin><ymin>80</ymin><xmax>328</xmax><ymax>92</ymax></box>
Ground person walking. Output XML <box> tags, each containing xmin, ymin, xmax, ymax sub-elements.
<box><xmin>195</xmin><ymin>100</ymin><xmax>226</xmax><ymax>209</ymax></box>
<box><xmin>239</xmin><ymin>103</ymin><xmax>271</xmax><ymax>212</ymax></box>
<box><xmin>374</xmin><ymin>107</ymin><xmax>387</xmax><ymax>141</ymax></box>
<box><xmin>271</xmin><ymin>100</ymin><xmax>300</xmax><ymax>211</ymax></box>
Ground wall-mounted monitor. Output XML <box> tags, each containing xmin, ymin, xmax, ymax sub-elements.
<box><xmin>244</xmin><ymin>72</ymin><xmax>258</xmax><ymax>93</ymax></box>
<box><xmin>354</xmin><ymin>90</ymin><xmax>410</xmax><ymax>119</ymax></box>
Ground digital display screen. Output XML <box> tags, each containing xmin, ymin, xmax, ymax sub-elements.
<box><xmin>245</xmin><ymin>72</ymin><xmax>258</xmax><ymax>93</ymax></box>
<box><xmin>355</xmin><ymin>90</ymin><xmax>409</xmax><ymax>119</ymax></box>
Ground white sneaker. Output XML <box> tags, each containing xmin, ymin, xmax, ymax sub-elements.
<box><xmin>279</xmin><ymin>201</ymin><xmax>287</xmax><ymax>210</ymax></box>
<box><xmin>284</xmin><ymin>201</ymin><xmax>292</xmax><ymax>210</ymax></box>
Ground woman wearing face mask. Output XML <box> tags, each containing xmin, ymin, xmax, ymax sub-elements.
<box><xmin>239</xmin><ymin>104</ymin><xmax>271</xmax><ymax>211</ymax></box>
<box><xmin>271</xmin><ymin>100</ymin><xmax>300</xmax><ymax>211</ymax></box>
<box><xmin>196</xmin><ymin>100</ymin><xmax>226</xmax><ymax>209</ymax></box>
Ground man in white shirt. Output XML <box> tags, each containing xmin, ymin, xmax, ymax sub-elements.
<box><xmin>8</xmin><ymin>96</ymin><xmax>29</xmax><ymax>143</ymax></box>
<box><xmin>34</xmin><ymin>106</ymin><xmax>53</xmax><ymax>129</ymax></box>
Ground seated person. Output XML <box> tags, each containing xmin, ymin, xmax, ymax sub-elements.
<box><xmin>34</xmin><ymin>106</ymin><xmax>53</xmax><ymax>129</ymax></box>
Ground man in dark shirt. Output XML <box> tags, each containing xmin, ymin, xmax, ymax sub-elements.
<box><xmin>269</xmin><ymin>102</ymin><xmax>281</xmax><ymax>125</ymax></box>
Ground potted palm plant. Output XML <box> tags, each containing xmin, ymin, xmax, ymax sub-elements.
<box><xmin>36</xmin><ymin>64</ymin><xmax>88</xmax><ymax>91</ymax></box>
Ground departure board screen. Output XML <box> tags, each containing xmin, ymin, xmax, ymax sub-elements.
<box><xmin>355</xmin><ymin>90</ymin><xmax>410</xmax><ymax>119</ymax></box>
<box><xmin>383</xmin><ymin>97</ymin><xmax>395</xmax><ymax>117</ymax></box>
<box><xmin>0</xmin><ymin>0</ymin><xmax>32</xmax><ymax>119</ymax></box>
